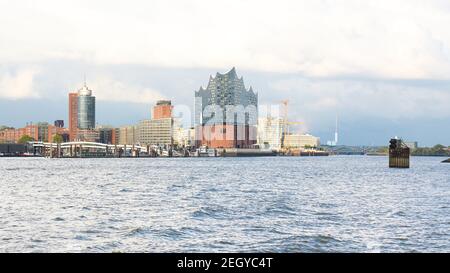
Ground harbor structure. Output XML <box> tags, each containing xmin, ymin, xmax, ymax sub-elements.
<box><xmin>389</xmin><ymin>138</ymin><xmax>410</xmax><ymax>168</ymax></box>
<box><xmin>194</xmin><ymin>67</ymin><xmax>258</xmax><ymax>148</ymax></box>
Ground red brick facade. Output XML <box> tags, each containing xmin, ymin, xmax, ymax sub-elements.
<box><xmin>0</xmin><ymin>124</ymin><xmax>68</xmax><ymax>143</ymax></box>
<box><xmin>68</xmin><ymin>92</ymin><xmax>78</xmax><ymax>141</ymax></box>
<box><xmin>195</xmin><ymin>124</ymin><xmax>257</xmax><ymax>148</ymax></box>
<box><xmin>152</xmin><ymin>103</ymin><xmax>172</xmax><ymax>119</ymax></box>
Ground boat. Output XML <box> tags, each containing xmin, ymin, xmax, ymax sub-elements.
<box><xmin>196</xmin><ymin>146</ymin><xmax>217</xmax><ymax>157</ymax></box>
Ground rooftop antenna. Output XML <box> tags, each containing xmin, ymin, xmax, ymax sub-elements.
<box><xmin>84</xmin><ymin>74</ymin><xmax>87</xmax><ymax>87</ymax></box>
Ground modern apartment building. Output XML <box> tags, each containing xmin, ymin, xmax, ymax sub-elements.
<box><xmin>257</xmin><ymin>116</ymin><xmax>284</xmax><ymax>150</ymax></box>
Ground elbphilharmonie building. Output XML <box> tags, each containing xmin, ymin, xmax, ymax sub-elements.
<box><xmin>195</xmin><ymin>67</ymin><xmax>258</xmax><ymax>148</ymax></box>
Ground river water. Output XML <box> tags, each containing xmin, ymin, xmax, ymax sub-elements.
<box><xmin>0</xmin><ymin>156</ymin><xmax>449</xmax><ymax>252</ymax></box>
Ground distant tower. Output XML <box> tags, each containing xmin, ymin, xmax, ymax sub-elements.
<box><xmin>334</xmin><ymin>115</ymin><xmax>338</xmax><ymax>145</ymax></box>
<box><xmin>77</xmin><ymin>81</ymin><xmax>96</xmax><ymax>130</ymax></box>
<box><xmin>327</xmin><ymin>114</ymin><xmax>339</xmax><ymax>146</ymax></box>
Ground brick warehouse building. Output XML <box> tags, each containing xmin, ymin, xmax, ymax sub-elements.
<box><xmin>0</xmin><ymin>123</ymin><xmax>68</xmax><ymax>143</ymax></box>
<box><xmin>194</xmin><ymin>68</ymin><xmax>258</xmax><ymax>148</ymax></box>
<box><xmin>152</xmin><ymin>100</ymin><xmax>173</xmax><ymax>119</ymax></box>
<box><xmin>68</xmin><ymin>92</ymin><xmax>78</xmax><ymax>141</ymax></box>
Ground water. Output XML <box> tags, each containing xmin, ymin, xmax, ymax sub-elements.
<box><xmin>0</xmin><ymin>156</ymin><xmax>449</xmax><ymax>253</ymax></box>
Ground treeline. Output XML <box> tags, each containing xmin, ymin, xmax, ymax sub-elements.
<box><xmin>374</xmin><ymin>144</ymin><xmax>450</xmax><ymax>156</ymax></box>
<box><xmin>411</xmin><ymin>145</ymin><xmax>450</xmax><ymax>156</ymax></box>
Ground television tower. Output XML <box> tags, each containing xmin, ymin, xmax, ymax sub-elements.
<box><xmin>334</xmin><ymin>115</ymin><xmax>338</xmax><ymax>145</ymax></box>
<box><xmin>327</xmin><ymin>114</ymin><xmax>339</xmax><ymax>146</ymax></box>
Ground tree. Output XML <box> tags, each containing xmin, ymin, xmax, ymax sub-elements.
<box><xmin>52</xmin><ymin>134</ymin><xmax>64</xmax><ymax>143</ymax></box>
<box><xmin>433</xmin><ymin>144</ymin><xmax>446</xmax><ymax>150</ymax></box>
<box><xmin>18</xmin><ymin>135</ymin><xmax>34</xmax><ymax>144</ymax></box>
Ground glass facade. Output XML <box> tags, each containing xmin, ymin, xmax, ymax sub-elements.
<box><xmin>77</xmin><ymin>88</ymin><xmax>96</xmax><ymax>130</ymax></box>
<box><xmin>195</xmin><ymin>67</ymin><xmax>258</xmax><ymax>127</ymax></box>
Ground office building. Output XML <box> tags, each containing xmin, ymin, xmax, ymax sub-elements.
<box><xmin>257</xmin><ymin>116</ymin><xmax>284</xmax><ymax>150</ymax></box>
<box><xmin>284</xmin><ymin>134</ymin><xmax>320</xmax><ymax>149</ymax></box>
<box><xmin>119</xmin><ymin>125</ymin><xmax>138</xmax><ymax>145</ymax></box>
<box><xmin>77</xmin><ymin>83</ymin><xmax>96</xmax><ymax>130</ymax></box>
<box><xmin>98</xmin><ymin>127</ymin><xmax>118</xmax><ymax>145</ymax></box>
<box><xmin>138</xmin><ymin>118</ymin><xmax>172</xmax><ymax>146</ymax></box>
<box><xmin>152</xmin><ymin>100</ymin><xmax>173</xmax><ymax>119</ymax></box>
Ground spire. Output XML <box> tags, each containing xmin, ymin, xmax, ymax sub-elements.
<box><xmin>228</xmin><ymin>67</ymin><xmax>237</xmax><ymax>78</ymax></box>
<box><xmin>78</xmin><ymin>74</ymin><xmax>92</xmax><ymax>96</ymax></box>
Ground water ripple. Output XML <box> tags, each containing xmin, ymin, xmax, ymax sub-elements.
<box><xmin>0</xmin><ymin>156</ymin><xmax>449</xmax><ymax>252</ymax></box>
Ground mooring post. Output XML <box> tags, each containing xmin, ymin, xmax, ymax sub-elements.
<box><xmin>389</xmin><ymin>138</ymin><xmax>410</xmax><ymax>168</ymax></box>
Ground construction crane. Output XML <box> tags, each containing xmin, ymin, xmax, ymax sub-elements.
<box><xmin>277</xmin><ymin>100</ymin><xmax>303</xmax><ymax>148</ymax></box>
<box><xmin>285</xmin><ymin>121</ymin><xmax>303</xmax><ymax>135</ymax></box>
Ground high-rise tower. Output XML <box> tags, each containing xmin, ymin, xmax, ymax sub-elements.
<box><xmin>77</xmin><ymin>82</ymin><xmax>96</xmax><ymax>130</ymax></box>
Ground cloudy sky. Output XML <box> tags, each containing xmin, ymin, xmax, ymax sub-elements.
<box><xmin>1</xmin><ymin>0</ymin><xmax>449</xmax><ymax>146</ymax></box>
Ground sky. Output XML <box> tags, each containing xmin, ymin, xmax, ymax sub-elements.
<box><xmin>0</xmin><ymin>0</ymin><xmax>449</xmax><ymax>146</ymax></box>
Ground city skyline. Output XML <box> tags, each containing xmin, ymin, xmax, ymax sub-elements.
<box><xmin>1</xmin><ymin>1</ymin><xmax>450</xmax><ymax>146</ymax></box>
<box><xmin>0</xmin><ymin>66</ymin><xmax>449</xmax><ymax>147</ymax></box>
<box><xmin>1</xmin><ymin>0</ymin><xmax>450</xmax><ymax>257</ymax></box>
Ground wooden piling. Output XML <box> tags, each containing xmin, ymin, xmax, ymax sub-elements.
<box><xmin>389</xmin><ymin>138</ymin><xmax>410</xmax><ymax>168</ymax></box>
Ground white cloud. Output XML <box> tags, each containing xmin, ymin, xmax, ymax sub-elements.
<box><xmin>1</xmin><ymin>0</ymin><xmax>450</xmax><ymax>79</ymax></box>
<box><xmin>270</xmin><ymin>77</ymin><xmax>450</xmax><ymax>120</ymax></box>
<box><xmin>88</xmin><ymin>77</ymin><xmax>164</xmax><ymax>104</ymax></box>
<box><xmin>0</xmin><ymin>68</ymin><xmax>40</xmax><ymax>99</ymax></box>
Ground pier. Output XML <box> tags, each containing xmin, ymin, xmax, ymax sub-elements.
<box><xmin>28</xmin><ymin>141</ymin><xmax>159</xmax><ymax>158</ymax></box>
